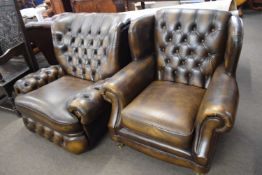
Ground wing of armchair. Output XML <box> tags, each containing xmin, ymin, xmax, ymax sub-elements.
<box><xmin>193</xmin><ymin>15</ymin><xmax>243</xmax><ymax>166</ymax></box>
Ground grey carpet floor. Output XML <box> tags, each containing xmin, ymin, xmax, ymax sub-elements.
<box><xmin>0</xmin><ymin>11</ymin><xmax>261</xmax><ymax>175</ymax></box>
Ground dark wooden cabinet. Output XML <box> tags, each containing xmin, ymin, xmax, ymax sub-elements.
<box><xmin>70</xmin><ymin>0</ymin><xmax>125</xmax><ymax>12</ymax></box>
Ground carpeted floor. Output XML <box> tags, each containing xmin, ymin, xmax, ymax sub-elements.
<box><xmin>0</xmin><ymin>11</ymin><xmax>261</xmax><ymax>175</ymax></box>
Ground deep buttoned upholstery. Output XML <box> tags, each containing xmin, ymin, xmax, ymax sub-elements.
<box><xmin>52</xmin><ymin>13</ymin><xmax>128</xmax><ymax>82</ymax></box>
<box><xmin>103</xmin><ymin>9</ymin><xmax>243</xmax><ymax>174</ymax></box>
<box><xmin>14</xmin><ymin>13</ymin><xmax>131</xmax><ymax>154</ymax></box>
<box><xmin>155</xmin><ymin>9</ymin><xmax>230</xmax><ymax>88</ymax></box>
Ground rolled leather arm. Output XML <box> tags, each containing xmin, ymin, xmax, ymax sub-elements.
<box><xmin>103</xmin><ymin>55</ymin><xmax>155</xmax><ymax>108</ymax></box>
<box><xmin>67</xmin><ymin>81</ymin><xmax>107</xmax><ymax>125</ymax></box>
<box><xmin>193</xmin><ymin>65</ymin><xmax>239</xmax><ymax>165</ymax></box>
<box><xmin>14</xmin><ymin>65</ymin><xmax>64</xmax><ymax>95</ymax></box>
<box><xmin>195</xmin><ymin>65</ymin><xmax>239</xmax><ymax>133</ymax></box>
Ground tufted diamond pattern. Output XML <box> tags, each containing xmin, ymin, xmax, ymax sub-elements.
<box><xmin>155</xmin><ymin>9</ymin><xmax>231</xmax><ymax>88</ymax></box>
<box><xmin>14</xmin><ymin>65</ymin><xmax>64</xmax><ymax>94</ymax></box>
<box><xmin>52</xmin><ymin>13</ymin><xmax>129</xmax><ymax>82</ymax></box>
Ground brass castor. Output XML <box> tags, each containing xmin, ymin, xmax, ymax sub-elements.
<box><xmin>117</xmin><ymin>142</ymin><xmax>125</xmax><ymax>149</ymax></box>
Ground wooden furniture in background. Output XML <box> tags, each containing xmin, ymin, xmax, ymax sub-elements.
<box><xmin>70</xmin><ymin>0</ymin><xmax>125</xmax><ymax>12</ymax></box>
<box><xmin>49</xmin><ymin>0</ymin><xmax>73</xmax><ymax>14</ymax></box>
<box><xmin>249</xmin><ymin>0</ymin><xmax>262</xmax><ymax>10</ymax></box>
<box><xmin>125</xmin><ymin>0</ymin><xmax>181</xmax><ymax>10</ymax></box>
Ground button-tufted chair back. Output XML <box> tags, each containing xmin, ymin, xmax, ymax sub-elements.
<box><xmin>155</xmin><ymin>9</ymin><xmax>231</xmax><ymax>88</ymax></box>
<box><xmin>52</xmin><ymin>13</ymin><xmax>130</xmax><ymax>82</ymax></box>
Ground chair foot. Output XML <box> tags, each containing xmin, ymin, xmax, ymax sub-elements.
<box><xmin>117</xmin><ymin>142</ymin><xmax>125</xmax><ymax>149</ymax></box>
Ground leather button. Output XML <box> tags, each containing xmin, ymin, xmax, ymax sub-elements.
<box><xmin>78</xmin><ymin>59</ymin><xmax>82</xmax><ymax>64</ymax></box>
<box><xmin>190</xmin><ymin>50</ymin><xmax>194</xmax><ymax>55</ymax></box>
<box><xmin>88</xmin><ymin>30</ymin><xmax>91</xmax><ymax>34</ymax></box>
<box><xmin>94</xmin><ymin>49</ymin><xmax>97</xmax><ymax>55</ymax></box>
<box><xmin>74</xmin><ymin>48</ymin><xmax>78</xmax><ymax>53</ymax></box>
<box><xmin>181</xmin><ymin>60</ymin><xmax>186</xmax><ymax>65</ymax></box>
<box><xmin>56</xmin><ymin>34</ymin><xmax>62</xmax><ymax>42</ymax></box>
<box><xmin>83</xmin><ymin>95</ymin><xmax>89</xmax><ymax>99</ymax></box>
<box><xmin>71</xmin><ymin>38</ymin><xmax>75</xmax><ymax>44</ymax></box>
<box><xmin>81</xmin><ymin>39</ymin><xmax>84</xmax><ymax>45</ymax></box>
<box><xmin>176</xmin><ymin>24</ymin><xmax>181</xmax><ymax>31</ymax></box>
<box><xmin>91</xmin><ymin>70</ymin><xmax>96</xmax><ymax>77</ymax></box>
<box><xmin>201</xmin><ymin>38</ymin><xmax>205</xmax><ymax>43</ymax></box>
<box><xmin>97</xmin><ymin>60</ymin><xmax>101</xmax><ymax>66</ymax></box>
<box><xmin>188</xmin><ymin>72</ymin><xmax>192</xmax><ymax>77</ymax></box>
<box><xmin>174</xmin><ymin>48</ymin><xmax>179</xmax><ymax>54</ymax></box>
<box><xmin>211</xmin><ymin>28</ymin><xmax>215</xmax><ymax>32</ymax></box>
<box><xmin>173</xmin><ymin>70</ymin><xmax>177</xmax><ymax>74</ymax></box>
<box><xmin>68</xmin><ymin>56</ymin><xmax>72</xmax><ymax>62</ymax></box>
<box><xmin>160</xmin><ymin>47</ymin><xmax>165</xmax><ymax>52</ymax></box>
<box><xmin>90</xmin><ymin>40</ymin><xmax>93</xmax><ymax>46</ymax></box>
<box><xmin>192</xmin><ymin>25</ymin><xmax>197</xmax><ymax>31</ymax></box>
<box><xmin>161</xmin><ymin>22</ymin><xmax>166</xmax><ymax>29</ymax></box>
<box><xmin>165</xmin><ymin>58</ymin><xmax>171</xmax><ymax>64</ymax></box>
<box><xmin>78</xmin><ymin>29</ymin><xmax>81</xmax><ymax>33</ymax></box>
<box><xmin>97</xmin><ymin>30</ymin><xmax>101</xmax><ymax>35</ymax></box>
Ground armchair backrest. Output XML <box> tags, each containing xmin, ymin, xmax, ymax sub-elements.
<box><xmin>155</xmin><ymin>9</ymin><xmax>232</xmax><ymax>88</ymax></box>
<box><xmin>52</xmin><ymin>13</ymin><xmax>131</xmax><ymax>82</ymax></box>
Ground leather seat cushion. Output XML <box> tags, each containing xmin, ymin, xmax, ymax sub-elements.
<box><xmin>121</xmin><ymin>81</ymin><xmax>205</xmax><ymax>149</ymax></box>
<box><xmin>15</xmin><ymin>76</ymin><xmax>93</xmax><ymax>134</ymax></box>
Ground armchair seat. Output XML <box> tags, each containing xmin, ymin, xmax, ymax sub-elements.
<box><xmin>121</xmin><ymin>81</ymin><xmax>205</xmax><ymax>149</ymax></box>
<box><xmin>15</xmin><ymin>76</ymin><xmax>92</xmax><ymax>134</ymax></box>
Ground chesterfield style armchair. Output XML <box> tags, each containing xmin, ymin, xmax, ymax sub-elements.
<box><xmin>103</xmin><ymin>9</ymin><xmax>243</xmax><ymax>174</ymax></box>
<box><xmin>14</xmin><ymin>13</ymin><xmax>131</xmax><ymax>154</ymax></box>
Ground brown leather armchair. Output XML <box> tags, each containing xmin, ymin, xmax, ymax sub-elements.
<box><xmin>14</xmin><ymin>13</ymin><xmax>132</xmax><ymax>154</ymax></box>
<box><xmin>103</xmin><ymin>9</ymin><xmax>243</xmax><ymax>174</ymax></box>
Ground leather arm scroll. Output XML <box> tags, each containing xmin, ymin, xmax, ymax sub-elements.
<box><xmin>193</xmin><ymin>65</ymin><xmax>239</xmax><ymax>165</ymax></box>
<box><xmin>103</xmin><ymin>55</ymin><xmax>155</xmax><ymax>108</ymax></box>
<box><xmin>67</xmin><ymin>82</ymin><xmax>106</xmax><ymax>125</ymax></box>
<box><xmin>14</xmin><ymin>65</ymin><xmax>64</xmax><ymax>95</ymax></box>
<box><xmin>195</xmin><ymin>65</ymin><xmax>239</xmax><ymax>133</ymax></box>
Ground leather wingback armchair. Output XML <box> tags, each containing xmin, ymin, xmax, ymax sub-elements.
<box><xmin>103</xmin><ymin>9</ymin><xmax>243</xmax><ymax>174</ymax></box>
<box><xmin>14</xmin><ymin>13</ymin><xmax>131</xmax><ymax>154</ymax></box>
